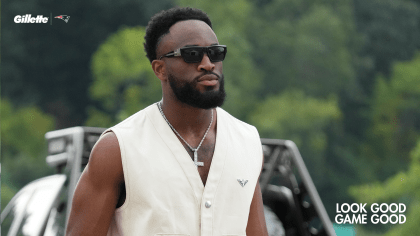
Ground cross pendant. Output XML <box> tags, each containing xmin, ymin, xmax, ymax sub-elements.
<box><xmin>193</xmin><ymin>149</ymin><xmax>204</xmax><ymax>167</ymax></box>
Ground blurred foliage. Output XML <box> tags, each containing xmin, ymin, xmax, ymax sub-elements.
<box><xmin>1</xmin><ymin>184</ymin><xmax>16</xmax><ymax>212</ymax></box>
<box><xmin>86</xmin><ymin>26</ymin><xmax>160</xmax><ymax>127</ymax></box>
<box><xmin>250</xmin><ymin>90</ymin><xmax>341</xmax><ymax>146</ymax></box>
<box><xmin>350</xmin><ymin>139</ymin><xmax>420</xmax><ymax>235</ymax></box>
<box><xmin>250</xmin><ymin>90</ymin><xmax>341</xmax><ymax>185</ymax></box>
<box><xmin>246</xmin><ymin>0</ymin><xmax>359</xmax><ymax>99</ymax></box>
<box><xmin>354</xmin><ymin>0</ymin><xmax>420</xmax><ymax>80</ymax></box>
<box><xmin>364</xmin><ymin>52</ymin><xmax>420</xmax><ymax>177</ymax></box>
<box><xmin>349</xmin><ymin>53</ymin><xmax>420</xmax><ymax>234</ymax></box>
<box><xmin>1</xmin><ymin>99</ymin><xmax>55</xmax><ymax>210</ymax></box>
<box><xmin>1</xmin><ymin>99</ymin><xmax>55</xmax><ymax>159</ymax></box>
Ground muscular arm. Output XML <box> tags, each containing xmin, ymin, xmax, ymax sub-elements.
<box><xmin>246</xmin><ymin>154</ymin><xmax>269</xmax><ymax>236</ymax></box>
<box><xmin>66</xmin><ymin>132</ymin><xmax>124</xmax><ymax>236</ymax></box>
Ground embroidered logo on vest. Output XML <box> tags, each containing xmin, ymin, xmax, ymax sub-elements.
<box><xmin>237</xmin><ymin>179</ymin><xmax>248</xmax><ymax>187</ymax></box>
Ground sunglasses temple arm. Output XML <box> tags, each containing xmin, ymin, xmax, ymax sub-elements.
<box><xmin>163</xmin><ymin>48</ymin><xmax>181</xmax><ymax>58</ymax></box>
<box><xmin>173</xmin><ymin>48</ymin><xmax>181</xmax><ymax>56</ymax></box>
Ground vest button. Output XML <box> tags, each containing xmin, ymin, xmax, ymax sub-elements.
<box><xmin>205</xmin><ymin>201</ymin><xmax>212</xmax><ymax>208</ymax></box>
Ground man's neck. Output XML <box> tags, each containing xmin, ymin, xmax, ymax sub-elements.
<box><xmin>159</xmin><ymin>99</ymin><xmax>216</xmax><ymax>138</ymax></box>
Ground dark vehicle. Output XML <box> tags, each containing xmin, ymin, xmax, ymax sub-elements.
<box><xmin>1</xmin><ymin>127</ymin><xmax>335</xmax><ymax>236</ymax></box>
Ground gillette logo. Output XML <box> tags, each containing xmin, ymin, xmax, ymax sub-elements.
<box><xmin>14</xmin><ymin>14</ymin><xmax>49</xmax><ymax>23</ymax></box>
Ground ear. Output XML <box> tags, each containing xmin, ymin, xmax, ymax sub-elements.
<box><xmin>152</xmin><ymin>59</ymin><xmax>167</xmax><ymax>82</ymax></box>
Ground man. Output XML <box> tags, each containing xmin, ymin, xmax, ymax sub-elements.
<box><xmin>66</xmin><ymin>7</ymin><xmax>268</xmax><ymax>236</ymax></box>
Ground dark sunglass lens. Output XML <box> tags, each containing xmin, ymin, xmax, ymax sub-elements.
<box><xmin>209</xmin><ymin>46</ymin><xmax>226</xmax><ymax>62</ymax></box>
<box><xmin>182</xmin><ymin>48</ymin><xmax>203</xmax><ymax>63</ymax></box>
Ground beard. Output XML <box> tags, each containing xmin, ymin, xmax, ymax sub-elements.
<box><xmin>168</xmin><ymin>72</ymin><xmax>226</xmax><ymax>109</ymax></box>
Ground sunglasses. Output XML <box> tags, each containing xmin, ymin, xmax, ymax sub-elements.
<box><xmin>159</xmin><ymin>45</ymin><xmax>227</xmax><ymax>63</ymax></box>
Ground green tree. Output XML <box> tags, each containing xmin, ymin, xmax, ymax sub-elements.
<box><xmin>349</xmin><ymin>138</ymin><xmax>420</xmax><ymax>235</ymax></box>
<box><xmin>348</xmin><ymin>52</ymin><xmax>420</xmax><ymax>234</ymax></box>
<box><xmin>246</xmin><ymin>0</ymin><xmax>359</xmax><ymax>99</ymax></box>
<box><xmin>86</xmin><ymin>26</ymin><xmax>160</xmax><ymax>127</ymax></box>
<box><xmin>362</xmin><ymin>52</ymin><xmax>420</xmax><ymax>179</ymax></box>
<box><xmin>354</xmin><ymin>0</ymin><xmax>420</xmax><ymax>79</ymax></box>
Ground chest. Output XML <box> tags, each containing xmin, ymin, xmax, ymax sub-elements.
<box><xmin>179</xmin><ymin>136</ymin><xmax>216</xmax><ymax>186</ymax></box>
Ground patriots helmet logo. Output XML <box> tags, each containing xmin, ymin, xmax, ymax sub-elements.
<box><xmin>54</xmin><ymin>15</ymin><xmax>70</xmax><ymax>23</ymax></box>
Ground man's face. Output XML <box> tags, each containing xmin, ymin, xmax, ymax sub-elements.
<box><xmin>157</xmin><ymin>20</ymin><xmax>226</xmax><ymax>109</ymax></box>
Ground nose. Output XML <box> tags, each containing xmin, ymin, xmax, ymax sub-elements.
<box><xmin>197</xmin><ymin>54</ymin><xmax>215</xmax><ymax>72</ymax></box>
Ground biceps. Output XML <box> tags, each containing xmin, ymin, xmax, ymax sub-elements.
<box><xmin>66</xmin><ymin>171</ymin><xmax>120</xmax><ymax>236</ymax></box>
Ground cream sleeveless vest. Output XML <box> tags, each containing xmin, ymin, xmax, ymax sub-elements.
<box><xmin>105</xmin><ymin>103</ymin><xmax>263</xmax><ymax>236</ymax></box>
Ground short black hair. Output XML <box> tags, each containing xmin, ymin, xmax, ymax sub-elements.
<box><xmin>144</xmin><ymin>7</ymin><xmax>213</xmax><ymax>63</ymax></box>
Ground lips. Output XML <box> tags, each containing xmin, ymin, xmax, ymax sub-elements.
<box><xmin>198</xmin><ymin>74</ymin><xmax>219</xmax><ymax>86</ymax></box>
<box><xmin>198</xmin><ymin>74</ymin><xmax>219</xmax><ymax>82</ymax></box>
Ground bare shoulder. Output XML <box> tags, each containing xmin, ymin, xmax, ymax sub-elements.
<box><xmin>66</xmin><ymin>131</ymin><xmax>124</xmax><ymax>236</ymax></box>
<box><xmin>86</xmin><ymin>131</ymin><xmax>123</xmax><ymax>183</ymax></box>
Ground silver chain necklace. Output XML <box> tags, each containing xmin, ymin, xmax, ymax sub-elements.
<box><xmin>157</xmin><ymin>101</ymin><xmax>213</xmax><ymax>167</ymax></box>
